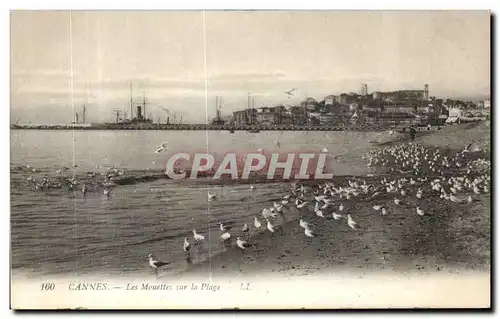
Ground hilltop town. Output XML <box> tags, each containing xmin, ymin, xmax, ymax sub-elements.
<box><xmin>221</xmin><ymin>84</ymin><xmax>490</xmax><ymax>129</ymax></box>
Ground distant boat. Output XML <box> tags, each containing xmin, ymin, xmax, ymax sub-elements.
<box><xmin>248</xmin><ymin>128</ymin><xmax>260</xmax><ymax>133</ymax></box>
<box><xmin>229</xmin><ymin>129</ymin><xmax>235</xmax><ymax>133</ymax></box>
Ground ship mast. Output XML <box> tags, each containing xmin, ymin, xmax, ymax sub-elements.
<box><xmin>129</xmin><ymin>82</ymin><xmax>133</xmax><ymax>120</ymax></box>
<box><xmin>142</xmin><ymin>88</ymin><xmax>146</xmax><ymax>120</ymax></box>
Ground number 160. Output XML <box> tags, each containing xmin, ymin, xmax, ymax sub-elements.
<box><xmin>41</xmin><ymin>283</ymin><xmax>55</xmax><ymax>290</ymax></box>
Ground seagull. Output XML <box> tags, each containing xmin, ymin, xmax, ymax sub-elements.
<box><xmin>154</xmin><ymin>142</ymin><xmax>168</xmax><ymax>154</ymax></box>
<box><xmin>347</xmin><ymin>214</ymin><xmax>357</xmax><ymax>230</ymax></box>
<box><xmin>183</xmin><ymin>237</ymin><xmax>191</xmax><ymax>254</ymax></box>
<box><xmin>339</xmin><ymin>204</ymin><xmax>345</xmax><ymax>212</ymax></box>
<box><xmin>219</xmin><ymin>222</ymin><xmax>227</xmax><ymax>232</ymax></box>
<box><xmin>250</xmin><ymin>185</ymin><xmax>255</xmax><ymax>191</ymax></box>
<box><xmin>315</xmin><ymin>209</ymin><xmax>325</xmax><ymax>218</ymax></box>
<box><xmin>321</xmin><ymin>146</ymin><xmax>329</xmax><ymax>153</ymax></box>
<box><xmin>192</xmin><ymin>229</ymin><xmax>205</xmax><ymax>242</ymax></box>
<box><xmin>299</xmin><ymin>218</ymin><xmax>310</xmax><ymax>229</ymax></box>
<box><xmin>284</xmin><ymin>88</ymin><xmax>297</xmax><ymax>98</ymax></box>
<box><xmin>236</xmin><ymin>237</ymin><xmax>250</xmax><ymax>251</ymax></box>
<box><xmin>332</xmin><ymin>212</ymin><xmax>343</xmax><ymax>220</ymax></box>
<box><xmin>296</xmin><ymin>201</ymin><xmax>309</xmax><ymax>209</ymax></box>
<box><xmin>148</xmin><ymin>254</ymin><xmax>170</xmax><ymax>276</ymax></box>
<box><xmin>266</xmin><ymin>219</ymin><xmax>276</xmax><ymax>233</ymax></box>
<box><xmin>373</xmin><ymin>205</ymin><xmax>383</xmax><ymax>211</ymax></box>
<box><xmin>304</xmin><ymin>227</ymin><xmax>316</xmax><ymax>238</ymax></box>
<box><xmin>103</xmin><ymin>188</ymin><xmax>110</xmax><ymax>196</ymax></box>
<box><xmin>394</xmin><ymin>198</ymin><xmax>402</xmax><ymax>205</ymax></box>
<box><xmin>220</xmin><ymin>231</ymin><xmax>231</xmax><ymax>242</ymax></box>
<box><xmin>416</xmin><ymin>207</ymin><xmax>425</xmax><ymax>216</ymax></box>
<box><xmin>381</xmin><ymin>207</ymin><xmax>388</xmax><ymax>216</ymax></box>
<box><xmin>449</xmin><ymin>194</ymin><xmax>466</xmax><ymax>204</ymax></box>
<box><xmin>253</xmin><ymin>216</ymin><xmax>262</xmax><ymax>229</ymax></box>
<box><xmin>208</xmin><ymin>192</ymin><xmax>217</xmax><ymax>202</ymax></box>
<box><xmin>242</xmin><ymin>223</ymin><xmax>249</xmax><ymax>236</ymax></box>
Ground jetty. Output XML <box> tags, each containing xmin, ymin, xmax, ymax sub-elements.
<box><xmin>10</xmin><ymin>123</ymin><xmax>440</xmax><ymax>132</ymax></box>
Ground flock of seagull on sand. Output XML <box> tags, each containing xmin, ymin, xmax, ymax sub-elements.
<box><xmin>148</xmin><ymin>142</ymin><xmax>490</xmax><ymax>276</ymax></box>
<box><xmin>13</xmin><ymin>140</ymin><xmax>489</xmax><ymax>276</ymax></box>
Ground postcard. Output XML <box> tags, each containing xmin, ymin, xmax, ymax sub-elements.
<box><xmin>10</xmin><ymin>10</ymin><xmax>491</xmax><ymax>309</ymax></box>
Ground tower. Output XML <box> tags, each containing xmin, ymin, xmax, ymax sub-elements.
<box><xmin>424</xmin><ymin>84</ymin><xmax>429</xmax><ymax>101</ymax></box>
<box><xmin>361</xmin><ymin>83</ymin><xmax>368</xmax><ymax>96</ymax></box>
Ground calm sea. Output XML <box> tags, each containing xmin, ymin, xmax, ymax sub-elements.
<box><xmin>10</xmin><ymin>129</ymin><xmax>380</xmax><ymax>277</ymax></box>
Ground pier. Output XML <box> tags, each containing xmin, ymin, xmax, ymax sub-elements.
<box><xmin>10</xmin><ymin>123</ymin><xmax>435</xmax><ymax>132</ymax></box>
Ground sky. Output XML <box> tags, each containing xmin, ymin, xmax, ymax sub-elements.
<box><xmin>10</xmin><ymin>10</ymin><xmax>490</xmax><ymax>124</ymax></box>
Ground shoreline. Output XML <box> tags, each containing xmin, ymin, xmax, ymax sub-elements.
<box><xmin>10</xmin><ymin>121</ymin><xmax>491</xmax><ymax>280</ymax></box>
<box><xmin>181</xmin><ymin>121</ymin><xmax>491</xmax><ymax>279</ymax></box>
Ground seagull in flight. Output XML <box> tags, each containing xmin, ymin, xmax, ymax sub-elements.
<box><xmin>208</xmin><ymin>192</ymin><xmax>217</xmax><ymax>202</ymax></box>
<box><xmin>284</xmin><ymin>88</ymin><xmax>297</xmax><ymax>98</ymax></box>
<box><xmin>155</xmin><ymin>142</ymin><xmax>168</xmax><ymax>154</ymax></box>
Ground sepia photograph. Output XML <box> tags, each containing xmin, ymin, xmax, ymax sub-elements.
<box><xmin>9</xmin><ymin>9</ymin><xmax>491</xmax><ymax>309</ymax></box>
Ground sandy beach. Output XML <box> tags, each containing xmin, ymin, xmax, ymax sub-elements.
<box><xmin>185</xmin><ymin>122</ymin><xmax>491</xmax><ymax>280</ymax></box>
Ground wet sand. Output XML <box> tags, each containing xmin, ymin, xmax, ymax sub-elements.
<box><xmin>185</xmin><ymin>122</ymin><xmax>491</xmax><ymax>279</ymax></box>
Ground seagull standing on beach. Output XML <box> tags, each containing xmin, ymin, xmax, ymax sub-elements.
<box><xmin>183</xmin><ymin>238</ymin><xmax>191</xmax><ymax>255</ymax></box>
<box><xmin>242</xmin><ymin>223</ymin><xmax>250</xmax><ymax>236</ymax></box>
<box><xmin>266</xmin><ymin>219</ymin><xmax>276</xmax><ymax>234</ymax></box>
<box><xmin>220</xmin><ymin>231</ymin><xmax>231</xmax><ymax>243</ymax></box>
<box><xmin>253</xmin><ymin>216</ymin><xmax>262</xmax><ymax>230</ymax></box>
<box><xmin>299</xmin><ymin>218</ymin><xmax>311</xmax><ymax>229</ymax></box>
<box><xmin>347</xmin><ymin>214</ymin><xmax>357</xmax><ymax>231</ymax></box>
<box><xmin>236</xmin><ymin>237</ymin><xmax>250</xmax><ymax>251</ymax></box>
<box><xmin>304</xmin><ymin>227</ymin><xmax>316</xmax><ymax>238</ymax></box>
<box><xmin>192</xmin><ymin>229</ymin><xmax>205</xmax><ymax>242</ymax></box>
<box><xmin>416</xmin><ymin>207</ymin><xmax>425</xmax><ymax>216</ymax></box>
<box><xmin>296</xmin><ymin>201</ymin><xmax>309</xmax><ymax>209</ymax></box>
<box><xmin>315</xmin><ymin>206</ymin><xmax>325</xmax><ymax>218</ymax></box>
<box><xmin>332</xmin><ymin>212</ymin><xmax>343</xmax><ymax>220</ymax></box>
<box><xmin>148</xmin><ymin>254</ymin><xmax>170</xmax><ymax>276</ymax></box>
<box><xmin>416</xmin><ymin>189</ymin><xmax>423</xmax><ymax>199</ymax></box>
<box><xmin>219</xmin><ymin>222</ymin><xmax>227</xmax><ymax>232</ymax></box>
